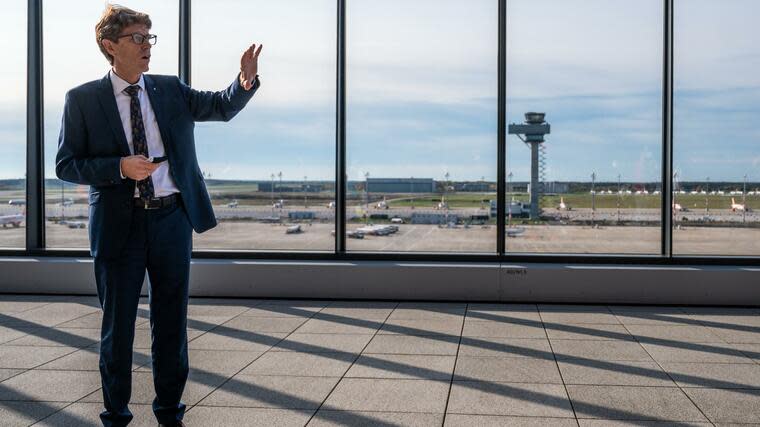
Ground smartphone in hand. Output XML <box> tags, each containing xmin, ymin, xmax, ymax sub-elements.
<box><xmin>148</xmin><ymin>156</ymin><xmax>168</xmax><ymax>164</ymax></box>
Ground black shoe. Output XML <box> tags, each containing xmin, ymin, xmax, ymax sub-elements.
<box><xmin>158</xmin><ymin>422</ymin><xmax>185</xmax><ymax>427</ymax></box>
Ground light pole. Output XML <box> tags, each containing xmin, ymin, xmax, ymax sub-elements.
<box><xmin>743</xmin><ymin>174</ymin><xmax>747</xmax><ymax>223</ymax></box>
<box><xmin>410</xmin><ymin>176</ymin><xmax>414</xmax><ymax>209</ymax></box>
<box><xmin>705</xmin><ymin>176</ymin><xmax>710</xmax><ymax>215</ymax></box>
<box><xmin>270</xmin><ymin>173</ymin><xmax>275</xmax><ymax>209</ymax></box>
<box><xmin>303</xmin><ymin>175</ymin><xmax>308</xmax><ymax>208</ymax></box>
<box><xmin>591</xmin><ymin>171</ymin><xmax>596</xmax><ymax>226</ymax></box>
<box><xmin>364</xmin><ymin>172</ymin><xmax>370</xmax><ymax>225</ymax></box>
<box><xmin>444</xmin><ymin>171</ymin><xmax>450</xmax><ymax>225</ymax></box>
<box><xmin>673</xmin><ymin>170</ymin><xmax>679</xmax><ymax>226</ymax></box>
<box><xmin>278</xmin><ymin>171</ymin><xmax>282</xmax><ymax>206</ymax></box>
<box><xmin>617</xmin><ymin>173</ymin><xmax>621</xmax><ymax>224</ymax></box>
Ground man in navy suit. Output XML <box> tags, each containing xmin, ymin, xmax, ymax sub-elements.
<box><xmin>55</xmin><ymin>5</ymin><xmax>262</xmax><ymax>426</ymax></box>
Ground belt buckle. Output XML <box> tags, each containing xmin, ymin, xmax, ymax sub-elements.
<box><xmin>144</xmin><ymin>198</ymin><xmax>160</xmax><ymax>210</ymax></box>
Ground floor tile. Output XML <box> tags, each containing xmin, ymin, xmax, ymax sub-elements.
<box><xmin>578</xmin><ymin>420</ymin><xmax>711</xmax><ymax>426</ymax></box>
<box><xmin>271</xmin><ymin>333</ymin><xmax>374</xmax><ymax>354</ymax></box>
<box><xmin>0</xmin><ymin>346</ymin><xmax>77</xmax><ymax>369</ymax></box>
<box><xmin>322</xmin><ymin>378</ymin><xmax>450</xmax><ymax>413</ymax></box>
<box><xmin>379</xmin><ymin>319</ymin><xmax>463</xmax><ymax>336</ymax></box>
<box><xmin>346</xmin><ymin>354</ymin><xmax>455</xmax><ymax>380</ymax></box>
<box><xmin>309</xmin><ymin>410</ymin><xmax>442</xmax><ymax>426</ymax></box>
<box><xmin>461</xmin><ymin>320</ymin><xmax>545</xmax><ymax>338</ymax></box>
<box><xmin>447</xmin><ymin>381</ymin><xmax>573</xmax><ymax>417</ymax></box>
<box><xmin>551</xmin><ymin>340</ymin><xmax>652</xmax><ymax>361</ymax></box>
<box><xmin>454</xmin><ymin>357</ymin><xmax>562</xmax><ymax>383</ymax></box>
<box><xmin>545</xmin><ymin>323</ymin><xmax>633</xmax><ymax>341</ymax></box>
<box><xmin>33</xmin><ymin>402</ymin><xmax>156</xmax><ymax>427</ymax></box>
<box><xmin>185</xmin><ymin>406</ymin><xmax>313</xmax><ymax>427</ymax></box>
<box><xmin>457</xmin><ymin>337</ymin><xmax>552</xmax><ymax>358</ymax></box>
<box><xmin>557</xmin><ymin>360</ymin><xmax>674</xmax><ymax>386</ymax></box>
<box><xmin>218</xmin><ymin>316</ymin><xmax>307</xmax><ymax>334</ymax></box>
<box><xmin>444</xmin><ymin>414</ymin><xmax>577</xmax><ymax>426</ymax></box>
<box><xmin>363</xmin><ymin>334</ymin><xmax>460</xmax><ymax>355</ymax></box>
<box><xmin>641</xmin><ymin>342</ymin><xmax>754</xmax><ymax>364</ymax></box>
<box><xmin>39</xmin><ymin>347</ymin><xmax>149</xmax><ymax>371</ymax></box>
<box><xmin>539</xmin><ymin>306</ymin><xmax>620</xmax><ymax>324</ymax></box>
<box><xmin>239</xmin><ymin>351</ymin><xmax>354</xmax><ymax>377</ymax></box>
<box><xmin>0</xmin><ymin>368</ymin><xmax>24</xmax><ymax>383</ymax></box>
<box><xmin>661</xmin><ymin>362</ymin><xmax>760</xmax><ymax>388</ymax></box>
<box><xmin>682</xmin><ymin>387</ymin><xmax>760</xmax><ymax>424</ymax></box>
<box><xmin>295</xmin><ymin>318</ymin><xmax>380</xmax><ymax>335</ymax></box>
<box><xmin>0</xmin><ymin>401</ymin><xmax>67</xmax><ymax>426</ymax></box>
<box><xmin>567</xmin><ymin>385</ymin><xmax>708</xmax><ymax>422</ymax></box>
<box><xmin>200</xmin><ymin>375</ymin><xmax>340</xmax><ymax>409</ymax></box>
<box><xmin>5</xmin><ymin>327</ymin><xmax>100</xmax><ymax>348</ymax></box>
<box><xmin>0</xmin><ymin>370</ymin><xmax>101</xmax><ymax>402</ymax></box>
<box><xmin>625</xmin><ymin>324</ymin><xmax>726</xmax><ymax>343</ymax></box>
<box><xmin>188</xmin><ymin>330</ymin><xmax>287</xmax><ymax>352</ymax></box>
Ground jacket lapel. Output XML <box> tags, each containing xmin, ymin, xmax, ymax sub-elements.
<box><xmin>143</xmin><ymin>75</ymin><xmax>173</xmax><ymax>151</ymax></box>
<box><xmin>96</xmin><ymin>74</ymin><xmax>131</xmax><ymax>156</ymax></box>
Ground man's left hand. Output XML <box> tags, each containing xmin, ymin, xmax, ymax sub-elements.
<box><xmin>240</xmin><ymin>43</ymin><xmax>263</xmax><ymax>90</ymax></box>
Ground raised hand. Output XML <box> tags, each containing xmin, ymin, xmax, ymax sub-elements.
<box><xmin>240</xmin><ymin>43</ymin><xmax>263</xmax><ymax>90</ymax></box>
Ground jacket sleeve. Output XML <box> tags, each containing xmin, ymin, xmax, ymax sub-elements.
<box><xmin>55</xmin><ymin>90</ymin><xmax>123</xmax><ymax>187</ymax></box>
<box><xmin>178</xmin><ymin>73</ymin><xmax>260</xmax><ymax>122</ymax></box>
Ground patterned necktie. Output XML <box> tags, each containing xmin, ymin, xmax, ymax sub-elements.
<box><xmin>123</xmin><ymin>85</ymin><xmax>155</xmax><ymax>201</ymax></box>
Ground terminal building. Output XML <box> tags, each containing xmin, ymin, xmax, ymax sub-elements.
<box><xmin>366</xmin><ymin>178</ymin><xmax>435</xmax><ymax>193</ymax></box>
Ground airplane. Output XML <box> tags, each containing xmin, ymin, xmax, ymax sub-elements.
<box><xmin>556</xmin><ymin>197</ymin><xmax>571</xmax><ymax>211</ymax></box>
<box><xmin>0</xmin><ymin>214</ymin><xmax>23</xmax><ymax>228</ymax></box>
<box><xmin>227</xmin><ymin>199</ymin><xmax>239</xmax><ymax>208</ymax></box>
<box><xmin>58</xmin><ymin>198</ymin><xmax>74</xmax><ymax>207</ymax></box>
<box><xmin>375</xmin><ymin>197</ymin><xmax>388</xmax><ymax>209</ymax></box>
<box><xmin>731</xmin><ymin>198</ymin><xmax>747</xmax><ymax>212</ymax></box>
<box><xmin>285</xmin><ymin>225</ymin><xmax>302</xmax><ymax>234</ymax></box>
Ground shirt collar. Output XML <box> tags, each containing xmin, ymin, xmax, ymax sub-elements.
<box><xmin>109</xmin><ymin>69</ymin><xmax>145</xmax><ymax>96</ymax></box>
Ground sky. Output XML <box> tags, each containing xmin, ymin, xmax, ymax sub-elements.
<box><xmin>0</xmin><ymin>0</ymin><xmax>758</xmax><ymax>183</ymax></box>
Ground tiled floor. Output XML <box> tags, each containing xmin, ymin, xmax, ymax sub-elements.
<box><xmin>0</xmin><ymin>296</ymin><xmax>759</xmax><ymax>426</ymax></box>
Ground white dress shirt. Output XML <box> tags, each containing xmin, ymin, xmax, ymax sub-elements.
<box><xmin>110</xmin><ymin>70</ymin><xmax>179</xmax><ymax>198</ymax></box>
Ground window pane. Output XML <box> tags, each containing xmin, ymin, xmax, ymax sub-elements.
<box><xmin>44</xmin><ymin>1</ymin><xmax>178</xmax><ymax>249</ymax></box>
<box><xmin>673</xmin><ymin>0</ymin><xmax>760</xmax><ymax>256</ymax></box>
<box><xmin>192</xmin><ymin>0</ymin><xmax>336</xmax><ymax>251</ymax></box>
<box><xmin>346</xmin><ymin>0</ymin><xmax>498</xmax><ymax>253</ymax></box>
<box><xmin>506</xmin><ymin>0</ymin><xmax>663</xmax><ymax>254</ymax></box>
<box><xmin>0</xmin><ymin>2</ymin><xmax>26</xmax><ymax>248</ymax></box>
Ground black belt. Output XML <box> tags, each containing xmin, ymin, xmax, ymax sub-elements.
<box><xmin>133</xmin><ymin>193</ymin><xmax>180</xmax><ymax>210</ymax></box>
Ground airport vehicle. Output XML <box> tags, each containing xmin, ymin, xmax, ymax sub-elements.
<box><xmin>59</xmin><ymin>220</ymin><xmax>86</xmax><ymax>229</ymax></box>
<box><xmin>436</xmin><ymin>196</ymin><xmax>448</xmax><ymax>210</ymax></box>
<box><xmin>327</xmin><ymin>201</ymin><xmax>336</xmax><ymax>209</ymax></box>
<box><xmin>59</xmin><ymin>198</ymin><xmax>74</xmax><ymax>207</ymax></box>
<box><xmin>286</xmin><ymin>225</ymin><xmax>302</xmax><ymax>234</ymax></box>
<box><xmin>375</xmin><ymin>197</ymin><xmax>388</xmax><ymax>209</ymax></box>
<box><xmin>557</xmin><ymin>197</ymin><xmax>571</xmax><ymax>211</ymax></box>
<box><xmin>490</xmin><ymin>200</ymin><xmax>530</xmax><ymax>218</ymax></box>
<box><xmin>273</xmin><ymin>199</ymin><xmax>284</xmax><ymax>209</ymax></box>
<box><xmin>673</xmin><ymin>203</ymin><xmax>687</xmax><ymax>212</ymax></box>
<box><xmin>227</xmin><ymin>200</ymin><xmax>239</xmax><ymax>208</ymax></box>
<box><xmin>0</xmin><ymin>214</ymin><xmax>23</xmax><ymax>228</ymax></box>
<box><xmin>390</xmin><ymin>217</ymin><xmax>404</xmax><ymax>224</ymax></box>
<box><xmin>356</xmin><ymin>224</ymin><xmax>398</xmax><ymax>236</ymax></box>
<box><xmin>8</xmin><ymin>200</ymin><xmax>25</xmax><ymax>206</ymax></box>
<box><xmin>347</xmin><ymin>230</ymin><xmax>364</xmax><ymax>239</ymax></box>
<box><xmin>506</xmin><ymin>226</ymin><xmax>525</xmax><ymax>237</ymax></box>
<box><xmin>731</xmin><ymin>198</ymin><xmax>747</xmax><ymax>212</ymax></box>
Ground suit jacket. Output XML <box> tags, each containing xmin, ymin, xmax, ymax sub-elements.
<box><xmin>55</xmin><ymin>73</ymin><xmax>259</xmax><ymax>258</ymax></box>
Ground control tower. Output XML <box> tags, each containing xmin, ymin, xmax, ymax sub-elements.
<box><xmin>508</xmin><ymin>112</ymin><xmax>551</xmax><ymax>220</ymax></box>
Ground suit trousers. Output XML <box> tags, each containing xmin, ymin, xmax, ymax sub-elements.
<box><xmin>94</xmin><ymin>197</ymin><xmax>192</xmax><ymax>427</ymax></box>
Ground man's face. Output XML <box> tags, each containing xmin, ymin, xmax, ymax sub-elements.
<box><xmin>105</xmin><ymin>23</ymin><xmax>151</xmax><ymax>74</ymax></box>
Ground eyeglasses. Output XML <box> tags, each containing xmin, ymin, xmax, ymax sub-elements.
<box><xmin>116</xmin><ymin>33</ymin><xmax>157</xmax><ymax>46</ymax></box>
